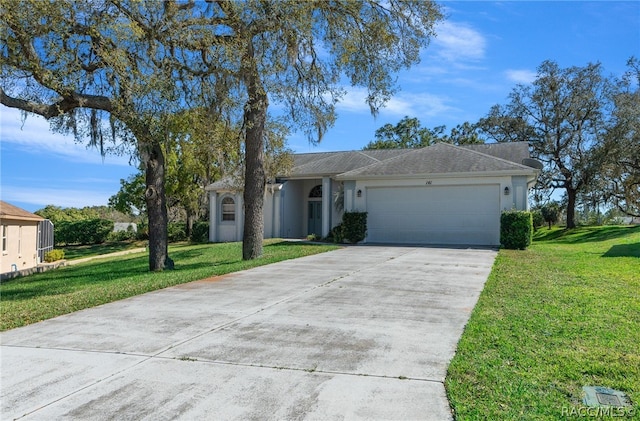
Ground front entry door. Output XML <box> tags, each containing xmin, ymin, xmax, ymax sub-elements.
<box><xmin>308</xmin><ymin>201</ymin><xmax>322</xmax><ymax>236</ymax></box>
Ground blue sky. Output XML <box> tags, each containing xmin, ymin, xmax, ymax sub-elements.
<box><xmin>1</xmin><ymin>1</ymin><xmax>639</xmax><ymax>213</ymax></box>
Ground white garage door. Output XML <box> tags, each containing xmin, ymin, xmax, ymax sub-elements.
<box><xmin>366</xmin><ymin>185</ymin><xmax>500</xmax><ymax>245</ymax></box>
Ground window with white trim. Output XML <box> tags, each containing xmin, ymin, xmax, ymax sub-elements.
<box><xmin>1</xmin><ymin>225</ymin><xmax>7</xmax><ymax>253</ymax></box>
<box><xmin>221</xmin><ymin>196</ymin><xmax>235</xmax><ymax>222</ymax></box>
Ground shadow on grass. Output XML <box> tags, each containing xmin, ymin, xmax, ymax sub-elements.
<box><xmin>534</xmin><ymin>226</ymin><xmax>640</xmax><ymax>244</ymax></box>
<box><xmin>63</xmin><ymin>241</ymin><xmax>146</xmax><ymax>260</ymax></box>
<box><xmin>602</xmin><ymin>243</ymin><xmax>640</xmax><ymax>258</ymax></box>
<box><xmin>1</xmin><ymin>240</ymin><xmax>334</xmax><ymax>303</ymax></box>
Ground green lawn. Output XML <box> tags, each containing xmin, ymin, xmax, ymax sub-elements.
<box><xmin>61</xmin><ymin>240</ymin><xmax>148</xmax><ymax>260</ymax></box>
<box><xmin>446</xmin><ymin>225</ymin><xmax>640</xmax><ymax>420</ymax></box>
<box><xmin>0</xmin><ymin>240</ymin><xmax>339</xmax><ymax>331</ymax></box>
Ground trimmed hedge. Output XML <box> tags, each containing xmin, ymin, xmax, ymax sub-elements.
<box><xmin>342</xmin><ymin>211</ymin><xmax>368</xmax><ymax>243</ymax></box>
<box><xmin>500</xmin><ymin>210</ymin><xmax>533</xmax><ymax>250</ymax></box>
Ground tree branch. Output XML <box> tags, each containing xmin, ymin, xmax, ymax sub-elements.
<box><xmin>1</xmin><ymin>88</ymin><xmax>113</xmax><ymax>119</ymax></box>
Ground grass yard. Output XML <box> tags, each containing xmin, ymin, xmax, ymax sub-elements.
<box><xmin>61</xmin><ymin>240</ymin><xmax>148</xmax><ymax>260</ymax></box>
<box><xmin>0</xmin><ymin>240</ymin><xmax>339</xmax><ymax>331</ymax></box>
<box><xmin>446</xmin><ymin>225</ymin><xmax>640</xmax><ymax>420</ymax></box>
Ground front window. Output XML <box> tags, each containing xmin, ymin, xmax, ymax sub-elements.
<box><xmin>1</xmin><ymin>225</ymin><xmax>7</xmax><ymax>253</ymax></box>
<box><xmin>309</xmin><ymin>185</ymin><xmax>322</xmax><ymax>198</ymax></box>
<box><xmin>221</xmin><ymin>196</ymin><xmax>235</xmax><ymax>222</ymax></box>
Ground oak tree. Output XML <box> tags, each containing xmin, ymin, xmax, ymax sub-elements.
<box><xmin>151</xmin><ymin>0</ymin><xmax>444</xmax><ymax>259</ymax></box>
<box><xmin>0</xmin><ymin>0</ymin><xmax>189</xmax><ymax>270</ymax></box>
<box><xmin>478</xmin><ymin>61</ymin><xmax>614</xmax><ymax>228</ymax></box>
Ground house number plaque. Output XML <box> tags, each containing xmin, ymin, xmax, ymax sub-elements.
<box><xmin>425</xmin><ymin>180</ymin><xmax>433</xmax><ymax>185</ymax></box>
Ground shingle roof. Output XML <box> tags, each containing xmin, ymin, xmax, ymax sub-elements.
<box><xmin>460</xmin><ymin>142</ymin><xmax>530</xmax><ymax>164</ymax></box>
<box><xmin>287</xmin><ymin>149</ymin><xmax>410</xmax><ymax>177</ymax></box>
<box><xmin>0</xmin><ymin>201</ymin><xmax>44</xmax><ymax>222</ymax></box>
<box><xmin>336</xmin><ymin>142</ymin><xmax>536</xmax><ymax>179</ymax></box>
<box><xmin>205</xmin><ymin>142</ymin><xmax>537</xmax><ymax>191</ymax></box>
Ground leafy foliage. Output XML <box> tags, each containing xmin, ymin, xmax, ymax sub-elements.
<box><xmin>44</xmin><ymin>249</ymin><xmax>65</xmax><ymax>263</ymax></box>
<box><xmin>55</xmin><ymin>219</ymin><xmax>114</xmax><ymax>246</ymax></box>
<box><xmin>2</xmin><ymin>0</ymin><xmax>444</xmax><ymax>264</ymax></box>
<box><xmin>500</xmin><ymin>211</ymin><xmax>533</xmax><ymax>250</ymax></box>
<box><xmin>341</xmin><ymin>211</ymin><xmax>368</xmax><ymax>243</ymax></box>
<box><xmin>478</xmin><ymin>60</ymin><xmax>634</xmax><ymax>228</ymax></box>
<box><xmin>364</xmin><ymin>116</ymin><xmax>484</xmax><ymax>149</ymax></box>
<box><xmin>190</xmin><ymin>221</ymin><xmax>210</xmax><ymax>244</ymax></box>
<box><xmin>540</xmin><ymin>202</ymin><xmax>561</xmax><ymax>229</ymax></box>
<box><xmin>599</xmin><ymin>57</ymin><xmax>640</xmax><ymax>217</ymax></box>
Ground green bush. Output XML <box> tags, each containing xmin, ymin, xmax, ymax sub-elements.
<box><xmin>190</xmin><ymin>221</ymin><xmax>210</xmax><ymax>243</ymax></box>
<box><xmin>532</xmin><ymin>209</ymin><xmax>544</xmax><ymax>231</ymax></box>
<box><xmin>167</xmin><ymin>222</ymin><xmax>187</xmax><ymax>242</ymax></box>
<box><xmin>136</xmin><ymin>221</ymin><xmax>149</xmax><ymax>241</ymax></box>
<box><xmin>500</xmin><ymin>210</ymin><xmax>533</xmax><ymax>250</ymax></box>
<box><xmin>342</xmin><ymin>211</ymin><xmax>367</xmax><ymax>243</ymax></box>
<box><xmin>541</xmin><ymin>202</ymin><xmax>560</xmax><ymax>229</ymax></box>
<box><xmin>54</xmin><ymin>219</ymin><xmax>114</xmax><ymax>245</ymax></box>
<box><xmin>328</xmin><ymin>223</ymin><xmax>345</xmax><ymax>243</ymax></box>
<box><xmin>44</xmin><ymin>249</ymin><xmax>65</xmax><ymax>262</ymax></box>
<box><xmin>107</xmin><ymin>229</ymin><xmax>136</xmax><ymax>242</ymax></box>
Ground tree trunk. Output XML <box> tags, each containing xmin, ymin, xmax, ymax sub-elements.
<box><xmin>142</xmin><ymin>140</ymin><xmax>174</xmax><ymax>271</ymax></box>
<box><xmin>241</xmin><ymin>43</ymin><xmax>267</xmax><ymax>260</ymax></box>
<box><xmin>566</xmin><ymin>188</ymin><xmax>577</xmax><ymax>229</ymax></box>
<box><xmin>186</xmin><ymin>212</ymin><xmax>195</xmax><ymax>240</ymax></box>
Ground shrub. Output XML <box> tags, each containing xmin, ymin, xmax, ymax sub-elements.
<box><xmin>500</xmin><ymin>210</ymin><xmax>532</xmax><ymax>250</ymax></box>
<box><xmin>532</xmin><ymin>209</ymin><xmax>544</xmax><ymax>231</ymax></box>
<box><xmin>541</xmin><ymin>202</ymin><xmax>560</xmax><ymax>229</ymax></box>
<box><xmin>136</xmin><ymin>221</ymin><xmax>149</xmax><ymax>241</ymax></box>
<box><xmin>328</xmin><ymin>223</ymin><xmax>345</xmax><ymax>243</ymax></box>
<box><xmin>167</xmin><ymin>222</ymin><xmax>187</xmax><ymax>242</ymax></box>
<box><xmin>190</xmin><ymin>221</ymin><xmax>210</xmax><ymax>243</ymax></box>
<box><xmin>54</xmin><ymin>219</ymin><xmax>113</xmax><ymax>245</ymax></box>
<box><xmin>44</xmin><ymin>249</ymin><xmax>65</xmax><ymax>262</ymax></box>
<box><xmin>107</xmin><ymin>229</ymin><xmax>136</xmax><ymax>242</ymax></box>
<box><xmin>342</xmin><ymin>211</ymin><xmax>367</xmax><ymax>243</ymax></box>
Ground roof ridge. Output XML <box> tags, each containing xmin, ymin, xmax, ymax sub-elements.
<box><xmin>336</xmin><ymin>148</ymin><xmax>420</xmax><ymax>177</ymax></box>
<box><xmin>357</xmin><ymin>150</ymin><xmax>382</xmax><ymax>163</ymax></box>
<box><xmin>443</xmin><ymin>142</ymin><xmax>533</xmax><ymax>170</ymax></box>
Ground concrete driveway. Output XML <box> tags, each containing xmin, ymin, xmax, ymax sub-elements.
<box><xmin>1</xmin><ymin>245</ymin><xmax>496</xmax><ymax>420</ymax></box>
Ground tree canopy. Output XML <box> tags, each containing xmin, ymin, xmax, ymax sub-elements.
<box><xmin>478</xmin><ymin>60</ymin><xmax>619</xmax><ymax>228</ymax></box>
<box><xmin>2</xmin><ymin>0</ymin><xmax>444</xmax><ymax>262</ymax></box>
<box><xmin>364</xmin><ymin>116</ymin><xmax>484</xmax><ymax>150</ymax></box>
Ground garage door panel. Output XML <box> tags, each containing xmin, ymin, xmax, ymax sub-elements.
<box><xmin>366</xmin><ymin>185</ymin><xmax>500</xmax><ymax>245</ymax></box>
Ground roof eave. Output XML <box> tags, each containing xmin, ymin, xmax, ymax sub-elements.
<box><xmin>336</xmin><ymin>169</ymin><xmax>539</xmax><ymax>181</ymax></box>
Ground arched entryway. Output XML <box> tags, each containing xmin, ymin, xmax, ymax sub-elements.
<box><xmin>308</xmin><ymin>185</ymin><xmax>322</xmax><ymax>236</ymax></box>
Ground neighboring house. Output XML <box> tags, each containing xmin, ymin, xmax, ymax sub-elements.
<box><xmin>0</xmin><ymin>201</ymin><xmax>53</xmax><ymax>275</ymax></box>
<box><xmin>113</xmin><ymin>222</ymin><xmax>137</xmax><ymax>233</ymax></box>
<box><xmin>206</xmin><ymin>142</ymin><xmax>541</xmax><ymax>246</ymax></box>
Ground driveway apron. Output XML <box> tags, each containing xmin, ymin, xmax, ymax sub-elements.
<box><xmin>1</xmin><ymin>246</ymin><xmax>496</xmax><ymax>420</ymax></box>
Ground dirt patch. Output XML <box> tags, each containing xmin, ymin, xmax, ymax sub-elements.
<box><xmin>175</xmin><ymin>273</ymin><xmax>235</xmax><ymax>289</ymax></box>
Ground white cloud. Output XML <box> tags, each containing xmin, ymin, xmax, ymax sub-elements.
<box><xmin>382</xmin><ymin>92</ymin><xmax>455</xmax><ymax>118</ymax></box>
<box><xmin>0</xmin><ymin>107</ymin><xmax>131</xmax><ymax>166</ymax></box>
<box><xmin>505</xmin><ymin>69</ymin><xmax>537</xmax><ymax>84</ymax></box>
<box><xmin>335</xmin><ymin>87</ymin><xmax>454</xmax><ymax>118</ymax></box>
<box><xmin>1</xmin><ymin>185</ymin><xmax>114</xmax><ymax>209</ymax></box>
<box><xmin>432</xmin><ymin>21</ymin><xmax>487</xmax><ymax>63</ymax></box>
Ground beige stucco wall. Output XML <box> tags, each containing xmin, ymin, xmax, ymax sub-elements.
<box><xmin>1</xmin><ymin>219</ymin><xmax>40</xmax><ymax>274</ymax></box>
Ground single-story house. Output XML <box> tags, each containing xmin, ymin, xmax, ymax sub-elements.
<box><xmin>205</xmin><ymin>142</ymin><xmax>541</xmax><ymax>246</ymax></box>
<box><xmin>0</xmin><ymin>201</ymin><xmax>52</xmax><ymax>275</ymax></box>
